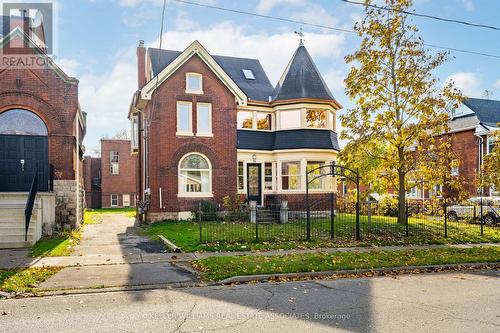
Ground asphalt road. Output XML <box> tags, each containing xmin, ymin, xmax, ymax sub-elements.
<box><xmin>1</xmin><ymin>270</ymin><xmax>499</xmax><ymax>333</ymax></box>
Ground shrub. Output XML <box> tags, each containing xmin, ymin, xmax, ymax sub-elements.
<box><xmin>379</xmin><ymin>195</ymin><xmax>399</xmax><ymax>217</ymax></box>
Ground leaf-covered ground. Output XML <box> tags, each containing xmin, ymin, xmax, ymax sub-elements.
<box><xmin>192</xmin><ymin>246</ymin><xmax>500</xmax><ymax>281</ymax></box>
<box><xmin>0</xmin><ymin>267</ymin><xmax>61</xmax><ymax>293</ymax></box>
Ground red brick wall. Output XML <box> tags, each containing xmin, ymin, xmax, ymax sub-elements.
<box><xmin>144</xmin><ymin>54</ymin><xmax>237</xmax><ymax>213</ymax></box>
<box><xmin>0</xmin><ymin>60</ymin><xmax>80</xmax><ymax>180</ymax></box>
<box><xmin>447</xmin><ymin>129</ymin><xmax>480</xmax><ymax>196</ymax></box>
<box><xmin>101</xmin><ymin>140</ymin><xmax>137</xmax><ymax>207</ymax></box>
<box><xmin>83</xmin><ymin>156</ymin><xmax>102</xmax><ymax>208</ymax></box>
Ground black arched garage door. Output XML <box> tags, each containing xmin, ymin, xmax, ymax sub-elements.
<box><xmin>0</xmin><ymin>109</ymin><xmax>49</xmax><ymax>192</ymax></box>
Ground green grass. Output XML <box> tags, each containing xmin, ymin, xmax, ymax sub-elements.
<box><xmin>192</xmin><ymin>246</ymin><xmax>500</xmax><ymax>281</ymax></box>
<box><xmin>85</xmin><ymin>208</ymin><xmax>136</xmax><ymax>221</ymax></box>
<box><xmin>29</xmin><ymin>229</ymin><xmax>82</xmax><ymax>257</ymax></box>
<box><xmin>140</xmin><ymin>215</ymin><xmax>500</xmax><ymax>253</ymax></box>
<box><xmin>0</xmin><ymin>267</ymin><xmax>61</xmax><ymax>293</ymax></box>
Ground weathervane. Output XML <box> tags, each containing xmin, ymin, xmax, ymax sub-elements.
<box><xmin>294</xmin><ymin>26</ymin><xmax>304</xmax><ymax>45</ymax></box>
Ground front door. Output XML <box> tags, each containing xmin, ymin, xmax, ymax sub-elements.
<box><xmin>0</xmin><ymin>135</ymin><xmax>49</xmax><ymax>192</ymax></box>
<box><xmin>247</xmin><ymin>163</ymin><xmax>262</xmax><ymax>205</ymax></box>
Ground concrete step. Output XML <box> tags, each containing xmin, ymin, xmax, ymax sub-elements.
<box><xmin>0</xmin><ymin>241</ymin><xmax>32</xmax><ymax>249</ymax></box>
<box><xmin>0</xmin><ymin>226</ymin><xmax>36</xmax><ymax>233</ymax></box>
<box><xmin>0</xmin><ymin>214</ymin><xmax>37</xmax><ymax>223</ymax></box>
<box><xmin>0</xmin><ymin>234</ymin><xmax>35</xmax><ymax>242</ymax></box>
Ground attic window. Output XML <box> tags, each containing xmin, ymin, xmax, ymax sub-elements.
<box><xmin>242</xmin><ymin>69</ymin><xmax>255</xmax><ymax>80</ymax></box>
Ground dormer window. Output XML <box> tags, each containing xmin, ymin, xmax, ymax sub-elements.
<box><xmin>186</xmin><ymin>73</ymin><xmax>203</xmax><ymax>94</ymax></box>
<box><xmin>242</xmin><ymin>69</ymin><xmax>255</xmax><ymax>80</ymax></box>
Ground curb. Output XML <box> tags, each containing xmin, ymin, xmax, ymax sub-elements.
<box><xmin>217</xmin><ymin>262</ymin><xmax>500</xmax><ymax>284</ymax></box>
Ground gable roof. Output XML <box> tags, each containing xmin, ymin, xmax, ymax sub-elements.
<box><xmin>141</xmin><ymin>41</ymin><xmax>247</xmax><ymax>105</ymax></box>
<box><xmin>148</xmin><ymin>48</ymin><xmax>274</xmax><ymax>102</ymax></box>
<box><xmin>463</xmin><ymin>97</ymin><xmax>500</xmax><ymax>127</ymax></box>
<box><xmin>272</xmin><ymin>44</ymin><xmax>335</xmax><ymax>102</ymax></box>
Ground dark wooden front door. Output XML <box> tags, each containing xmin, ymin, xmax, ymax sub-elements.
<box><xmin>0</xmin><ymin>135</ymin><xmax>49</xmax><ymax>192</ymax></box>
<box><xmin>247</xmin><ymin>163</ymin><xmax>262</xmax><ymax>205</ymax></box>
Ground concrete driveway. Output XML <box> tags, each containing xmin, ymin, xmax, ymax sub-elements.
<box><xmin>39</xmin><ymin>212</ymin><xmax>194</xmax><ymax>290</ymax></box>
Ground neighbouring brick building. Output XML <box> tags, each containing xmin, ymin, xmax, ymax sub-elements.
<box><xmin>0</xmin><ymin>14</ymin><xmax>86</xmax><ymax>239</ymax></box>
<box><xmin>83</xmin><ymin>139</ymin><xmax>137</xmax><ymax>209</ymax></box>
<box><xmin>129</xmin><ymin>40</ymin><xmax>341</xmax><ymax>221</ymax></box>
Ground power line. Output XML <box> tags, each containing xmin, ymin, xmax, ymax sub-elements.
<box><xmin>173</xmin><ymin>0</ymin><xmax>500</xmax><ymax>60</ymax></box>
<box><xmin>173</xmin><ymin>0</ymin><xmax>355</xmax><ymax>34</ymax></box>
<box><xmin>340</xmin><ymin>0</ymin><xmax>500</xmax><ymax>32</ymax></box>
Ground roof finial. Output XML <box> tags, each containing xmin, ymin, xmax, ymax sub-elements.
<box><xmin>294</xmin><ymin>26</ymin><xmax>304</xmax><ymax>45</ymax></box>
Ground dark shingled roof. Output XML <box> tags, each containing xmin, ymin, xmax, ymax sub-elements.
<box><xmin>463</xmin><ymin>97</ymin><xmax>500</xmax><ymax>127</ymax></box>
<box><xmin>148</xmin><ymin>48</ymin><xmax>274</xmax><ymax>101</ymax></box>
<box><xmin>272</xmin><ymin>44</ymin><xmax>334</xmax><ymax>101</ymax></box>
<box><xmin>237</xmin><ymin>129</ymin><xmax>340</xmax><ymax>151</ymax></box>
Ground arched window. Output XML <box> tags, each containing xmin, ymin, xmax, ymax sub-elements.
<box><xmin>0</xmin><ymin>109</ymin><xmax>48</xmax><ymax>135</ymax></box>
<box><xmin>178</xmin><ymin>153</ymin><xmax>212</xmax><ymax>197</ymax></box>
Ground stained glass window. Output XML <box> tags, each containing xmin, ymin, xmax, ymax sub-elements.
<box><xmin>0</xmin><ymin>109</ymin><xmax>48</xmax><ymax>135</ymax></box>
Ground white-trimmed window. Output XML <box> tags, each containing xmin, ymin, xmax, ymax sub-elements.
<box><xmin>131</xmin><ymin>114</ymin><xmax>139</xmax><ymax>150</ymax></box>
<box><xmin>237</xmin><ymin>111</ymin><xmax>253</xmax><ymax>129</ymax></box>
<box><xmin>110</xmin><ymin>152</ymin><xmax>119</xmax><ymax>175</ymax></box>
<box><xmin>306</xmin><ymin>110</ymin><xmax>328</xmax><ymax>129</ymax></box>
<box><xmin>487</xmin><ymin>136</ymin><xmax>496</xmax><ymax>154</ymax></box>
<box><xmin>257</xmin><ymin>113</ymin><xmax>272</xmax><ymax>130</ymax></box>
<box><xmin>264</xmin><ymin>162</ymin><xmax>273</xmax><ymax>190</ymax></box>
<box><xmin>307</xmin><ymin>161</ymin><xmax>326</xmax><ymax>190</ymax></box>
<box><xmin>179</xmin><ymin>153</ymin><xmax>212</xmax><ymax>197</ymax></box>
<box><xmin>451</xmin><ymin>166</ymin><xmax>459</xmax><ymax>177</ymax></box>
<box><xmin>407</xmin><ymin>186</ymin><xmax>418</xmax><ymax>198</ymax></box>
<box><xmin>280</xmin><ymin>110</ymin><xmax>301</xmax><ymax>129</ymax></box>
<box><xmin>281</xmin><ymin>161</ymin><xmax>301</xmax><ymax>190</ymax></box>
<box><xmin>196</xmin><ymin>103</ymin><xmax>212</xmax><ymax>136</ymax></box>
<box><xmin>238</xmin><ymin>161</ymin><xmax>244</xmax><ymax>190</ymax></box>
<box><xmin>177</xmin><ymin>101</ymin><xmax>193</xmax><ymax>135</ymax></box>
<box><xmin>186</xmin><ymin>73</ymin><xmax>203</xmax><ymax>94</ymax></box>
<box><xmin>111</xmin><ymin>194</ymin><xmax>118</xmax><ymax>207</ymax></box>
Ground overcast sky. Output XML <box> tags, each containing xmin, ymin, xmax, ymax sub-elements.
<box><xmin>48</xmin><ymin>0</ymin><xmax>500</xmax><ymax>154</ymax></box>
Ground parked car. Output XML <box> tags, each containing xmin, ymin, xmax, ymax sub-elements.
<box><xmin>446</xmin><ymin>197</ymin><xmax>500</xmax><ymax>224</ymax></box>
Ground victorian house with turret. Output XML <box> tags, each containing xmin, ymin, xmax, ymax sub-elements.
<box><xmin>129</xmin><ymin>40</ymin><xmax>341</xmax><ymax>221</ymax></box>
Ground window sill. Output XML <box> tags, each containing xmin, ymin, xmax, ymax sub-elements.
<box><xmin>196</xmin><ymin>133</ymin><xmax>213</xmax><ymax>137</ymax></box>
<box><xmin>176</xmin><ymin>132</ymin><xmax>194</xmax><ymax>137</ymax></box>
<box><xmin>185</xmin><ymin>90</ymin><xmax>204</xmax><ymax>95</ymax></box>
<box><xmin>178</xmin><ymin>193</ymin><xmax>214</xmax><ymax>198</ymax></box>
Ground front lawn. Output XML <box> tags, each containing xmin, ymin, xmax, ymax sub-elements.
<box><xmin>29</xmin><ymin>230</ymin><xmax>81</xmax><ymax>257</ymax></box>
<box><xmin>140</xmin><ymin>215</ymin><xmax>500</xmax><ymax>253</ymax></box>
<box><xmin>0</xmin><ymin>267</ymin><xmax>61</xmax><ymax>293</ymax></box>
<box><xmin>192</xmin><ymin>246</ymin><xmax>500</xmax><ymax>281</ymax></box>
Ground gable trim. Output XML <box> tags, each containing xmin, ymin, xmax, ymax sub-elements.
<box><xmin>141</xmin><ymin>41</ymin><xmax>247</xmax><ymax>106</ymax></box>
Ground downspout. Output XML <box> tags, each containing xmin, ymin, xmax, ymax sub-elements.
<box><xmin>75</xmin><ymin>112</ymin><xmax>81</xmax><ymax>227</ymax></box>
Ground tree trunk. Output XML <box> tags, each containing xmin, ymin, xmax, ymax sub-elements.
<box><xmin>398</xmin><ymin>170</ymin><xmax>406</xmax><ymax>225</ymax></box>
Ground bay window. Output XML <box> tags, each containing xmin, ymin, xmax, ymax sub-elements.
<box><xmin>307</xmin><ymin>161</ymin><xmax>326</xmax><ymax>190</ymax></box>
<box><xmin>280</xmin><ymin>110</ymin><xmax>301</xmax><ymax>129</ymax></box>
<box><xmin>281</xmin><ymin>161</ymin><xmax>301</xmax><ymax>190</ymax></box>
<box><xmin>256</xmin><ymin>113</ymin><xmax>272</xmax><ymax>130</ymax></box>
<box><xmin>306</xmin><ymin>110</ymin><xmax>327</xmax><ymax>129</ymax></box>
<box><xmin>237</xmin><ymin>111</ymin><xmax>253</xmax><ymax>129</ymax></box>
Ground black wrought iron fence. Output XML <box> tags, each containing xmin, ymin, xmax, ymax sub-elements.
<box><xmin>197</xmin><ymin>199</ymin><xmax>500</xmax><ymax>244</ymax></box>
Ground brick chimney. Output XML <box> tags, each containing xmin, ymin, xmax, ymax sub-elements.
<box><xmin>137</xmin><ymin>40</ymin><xmax>147</xmax><ymax>89</ymax></box>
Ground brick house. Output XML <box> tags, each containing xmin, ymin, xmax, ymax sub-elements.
<box><xmin>83</xmin><ymin>156</ymin><xmax>101</xmax><ymax>209</ymax></box>
<box><xmin>0</xmin><ymin>14</ymin><xmax>85</xmax><ymax>247</ymax></box>
<box><xmin>129</xmin><ymin>40</ymin><xmax>341</xmax><ymax>221</ymax></box>
<box><xmin>100</xmin><ymin>139</ymin><xmax>137</xmax><ymax>208</ymax></box>
<box><xmin>83</xmin><ymin>139</ymin><xmax>137</xmax><ymax>209</ymax></box>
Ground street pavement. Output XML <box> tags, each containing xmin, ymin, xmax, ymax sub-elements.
<box><xmin>1</xmin><ymin>270</ymin><xmax>499</xmax><ymax>333</ymax></box>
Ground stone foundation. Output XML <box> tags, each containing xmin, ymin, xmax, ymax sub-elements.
<box><xmin>54</xmin><ymin>180</ymin><xmax>84</xmax><ymax>230</ymax></box>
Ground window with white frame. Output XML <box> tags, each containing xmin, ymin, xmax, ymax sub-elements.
<box><xmin>238</xmin><ymin>161</ymin><xmax>244</xmax><ymax>190</ymax></box>
<box><xmin>306</xmin><ymin>110</ymin><xmax>328</xmax><ymax>129</ymax></box>
<box><xmin>431</xmin><ymin>184</ymin><xmax>443</xmax><ymax>198</ymax></box>
<box><xmin>186</xmin><ymin>73</ymin><xmax>203</xmax><ymax>94</ymax></box>
<box><xmin>237</xmin><ymin>111</ymin><xmax>253</xmax><ymax>129</ymax></box>
<box><xmin>307</xmin><ymin>161</ymin><xmax>326</xmax><ymax>190</ymax></box>
<box><xmin>131</xmin><ymin>115</ymin><xmax>139</xmax><ymax>150</ymax></box>
<box><xmin>264</xmin><ymin>162</ymin><xmax>273</xmax><ymax>190</ymax></box>
<box><xmin>111</xmin><ymin>194</ymin><xmax>118</xmax><ymax>207</ymax></box>
<box><xmin>177</xmin><ymin>101</ymin><xmax>192</xmax><ymax>135</ymax></box>
<box><xmin>280</xmin><ymin>110</ymin><xmax>301</xmax><ymax>129</ymax></box>
<box><xmin>281</xmin><ymin>161</ymin><xmax>301</xmax><ymax>190</ymax></box>
<box><xmin>196</xmin><ymin>103</ymin><xmax>212</xmax><ymax>135</ymax></box>
<box><xmin>451</xmin><ymin>166</ymin><xmax>459</xmax><ymax>176</ymax></box>
<box><xmin>487</xmin><ymin>136</ymin><xmax>496</xmax><ymax>154</ymax></box>
<box><xmin>110</xmin><ymin>151</ymin><xmax>119</xmax><ymax>175</ymax></box>
<box><xmin>256</xmin><ymin>113</ymin><xmax>272</xmax><ymax>130</ymax></box>
<box><xmin>179</xmin><ymin>153</ymin><xmax>212</xmax><ymax>196</ymax></box>
<box><xmin>407</xmin><ymin>186</ymin><xmax>418</xmax><ymax>198</ymax></box>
